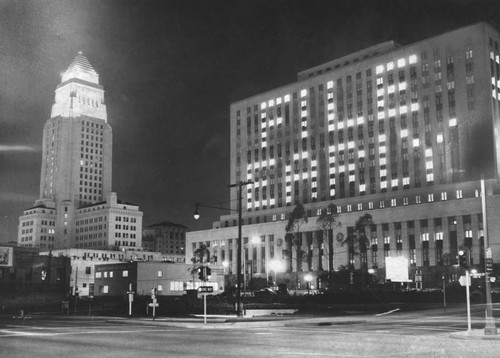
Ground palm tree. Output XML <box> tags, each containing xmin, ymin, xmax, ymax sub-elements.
<box><xmin>316</xmin><ymin>203</ymin><xmax>341</xmax><ymax>290</ymax></box>
<box><xmin>338</xmin><ymin>213</ymin><xmax>374</xmax><ymax>289</ymax></box>
<box><xmin>284</xmin><ymin>204</ymin><xmax>308</xmax><ymax>289</ymax></box>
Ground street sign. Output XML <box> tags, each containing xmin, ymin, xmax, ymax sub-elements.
<box><xmin>459</xmin><ymin>275</ymin><xmax>471</xmax><ymax>287</ymax></box>
<box><xmin>148</xmin><ymin>302</ymin><xmax>159</xmax><ymax>307</ymax></box>
<box><xmin>198</xmin><ymin>286</ymin><xmax>214</xmax><ymax>293</ymax></box>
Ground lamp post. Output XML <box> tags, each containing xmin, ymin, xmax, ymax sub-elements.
<box><xmin>480</xmin><ymin>178</ymin><xmax>497</xmax><ymax>335</ymax></box>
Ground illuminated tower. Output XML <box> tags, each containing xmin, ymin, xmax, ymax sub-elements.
<box><xmin>18</xmin><ymin>53</ymin><xmax>142</xmax><ymax>250</ymax></box>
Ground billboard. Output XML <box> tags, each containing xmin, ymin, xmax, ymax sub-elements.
<box><xmin>0</xmin><ymin>246</ymin><xmax>14</xmax><ymax>267</ymax></box>
<box><xmin>385</xmin><ymin>256</ymin><xmax>410</xmax><ymax>282</ymax></box>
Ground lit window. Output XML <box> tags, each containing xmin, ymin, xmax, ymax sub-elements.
<box><xmin>391</xmin><ymin>198</ymin><xmax>397</xmax><ymax>207</ymax></box>
<box><xmin>416</xmin><ymin>195</ymin><xmax>421</xmax><ymax>204</ymax></box>
<box><xmin>456</xmin><ymin>190</ymin><xmax>463</xmax><ymax>199</ymax></box>
<box><xmin>411</xmin><ymin>103</ymin><xmax>419</xmax><ymax>112</ymax></box>
<box><xmin>347</xmin><ymin>119</ymin><xmax>354</xmax><ymax>127</ymax></box>
<box><xmin>388</xmin><ymin>85</ymin><xmax>395</xmax><ymax>94</ymax></box>
<box><xmin>397</xmin><ymin>58</ymin><xmax>406</xmax><ymax>68</ymax></box>
<box><xmin>276</xmin><ymin>97</ymin><xmax>282</xmax><ymax>105</ymax></box>
<box><xmin>387</xmin><ymin>62</ymin><xmax>394</xmax><ymax>71</ymax></box>
<box><xmin>260</xmin><ymin>102</ymin><xmax>266</xmax><ymax>110</ymax></box>
<box><xmin>380</xmin><ymin>158</ymin><xmax>386</xmax><ymax>166</ymax></box>
<box><xmin>403</xmin><ymin>197</ymin><xmax>409</xmax><ymax>206</ymax></box>
<box><xmin>403</xmin><ymin>177</ymin><xmax>410</xmax><ymax>186</ymax></box>
<box><xmin>441</xmin><ymin>192</ymin><xmax>447</xmax><ymax>201</ymax></box>
<box><xmin>388</xmin><ymin>108</ymin><xmax>396</xmax><ymax>117</ymax></box>
<box><xmin>347</xmin><ymin>204</ymin><xmax>352</xmax><ymax>212</ymax></box>
<box><xmin>376</xmin><ymin>65</ymin><xmax>384</xmax><ymax>74</ymax></box>
<box><xmin>409</xmin><ymin>55</ymin><xmax>417</xmax><ymax>64</ymax></box>
<box><xmin>399</xmin><ymin>82</ymin><xmax>407</xmax><ymax>91</ymax></box>
<box><xmin>428</xmin><ymin>193</ymin><xmax>434</xmax><ymax>202</ymax></box>
<box><xmin>425</xmin><ymin>148</ymin><xmax>433</xmax><ymax>157</ymax></box>
<box><xmin>357</xmin><ymin>116</ymin><xmax>364</xmax><ymax>125</ymax></box>
<box><xmin>300</xmin><ymin>89</ymin><xmax>307</xmax><ymax>97</ymax></box>
<box><xmin>284</xmin><ymin>94</ymin><xmax>290</xmax><ymax>102</ymax></box>
<box><xmin>400</xmin><ymin>106</ymin><xmax>407</xmax><ymax>115</ymax></box>
<box><xmin>360</xmin><ymin>184</ymin><xmax>366</xmax><ymax>192</ymax></box>
<box><xmin>391</xmin><ymin>179</ymin><xmax>398</xmax><ymax>187</ymax></box>
<box><xmin>413</xmin><ymin>138</ymin><xmax>420</xmax><ymax>147</ymax></box>
<box><xmin>358</xmin><ymin>150</ymin><xmax>365</xmax><ymax>157</ymax></box>
<box><xmin>426</xmin><ymin>173</ymin><xmax>434</xmax><ymax>182</ymax></box>
<box><xmin>158</xmin><ymin>270</ymin><xmax>163</xmax><ymax>278</ymax></box>
<box><xmin>449</xmin><ymin>118</ymin><xmax>457</xmax><ymax>127</ymax></box>
<box><xmin>377</xmin><ymin>88</ymin><xmax>384</xmax><ymax>96</ymax></box>
<box><xmin>401</xmin><ymin>129</ymin><xmax>408</xmax><ymax>138</ymax></box>
<box><xmin>381</xmin><ymin>181</ymin><xmax>387</xmax><ymax>189</ymax></box>
<box><xmin>369</xmin><ymin>201</ymin><xmax>374</xmax><ymax>209</ymax></box>
<box><xmin>268</xmin><ymin>99</ymin><xmax>274</xmax><ymax>107</ymax></box>
<box><xmin>327</xmin><ymin>81</ymin><xmax>333</xmax><ymax>89</ymax></box>
<box><xmin>421</xmin><ymin>233</ymin><xmax>429</xmax><ymax>241</ymax></box>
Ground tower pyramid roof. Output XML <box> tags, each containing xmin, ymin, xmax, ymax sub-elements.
<box><xmin>61</xmin><ymin>51</ymin><xmax>99</xmax><ymax>85</ymax></box>
<box><xmin>66</xmin><ymin>51</ymin><xmax>96</xmax><ymax>74</ymax></box>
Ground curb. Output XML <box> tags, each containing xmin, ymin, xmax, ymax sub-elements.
<box><xmin>449</xmin><ymin>330</ymin><xmax>500</xmax><ymax>341</ymax></box>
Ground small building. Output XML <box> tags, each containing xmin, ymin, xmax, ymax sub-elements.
<box><xmin>0</xmin><ymin>244</ymin><xmax>71</xmax><ymax>307</ymax></box>
<box><xmin>93</xmin><ymin>261</ymin><xmax>224</xmax><ymax>297</ymax></box>
<box><xmin>40</xmin><ymin>248</ymin><xmax>174</xmax><ymax>297</ymax></box>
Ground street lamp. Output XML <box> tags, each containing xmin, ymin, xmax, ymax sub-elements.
<box><xmin>304</xmin><ymin>274</ymin><xmax>313</xmax><ymax>295</ymax></box>
<box><xmin>269</xmin><ymin>259</ymin><xmax>284</xmax><ymax>287</ymax></box>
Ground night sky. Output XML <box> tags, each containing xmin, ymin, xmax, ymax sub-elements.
<box><xmin>1</xmin><ymin>0</ymin><xmax>500</xmax><ymax>243</ymax></box>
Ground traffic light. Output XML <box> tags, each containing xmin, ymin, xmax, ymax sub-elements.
<box><xmin>458</xmin><ymin>250</ymin><xmax>468</xmax><ymax>268</ymax></box>
<box><xmin>206</xmin><ymin>267</ymin><xmax>212</xmax><ymax>280</ymax></box>
<box><xmin>198</xmin><ymin>266</ymin><xmax>205</xmax><ymax>281</ymax></box>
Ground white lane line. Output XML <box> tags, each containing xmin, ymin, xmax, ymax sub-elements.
<box><xmin>0</xmin><ymin>327</ymin><xmax>187</xmax><ymax>338</ymax></box>
<box><xmin>375</xmin><ymin>308</ymin><xmax>400</xmax><ymax>316</ymax></box>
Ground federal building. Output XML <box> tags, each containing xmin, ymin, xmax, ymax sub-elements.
<box><xmin>187</xmin><ymin>22</ymin><xmax>500</xmax><ymax>290</ymax></box>
<box><xmin>17</xmin><ymin>53</ymin><xmax>143</xmax><ymax>251</ymax></box>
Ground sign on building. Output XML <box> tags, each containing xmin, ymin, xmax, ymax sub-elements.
<box><xmin>0</xmin><ymin>247</ymin><xmax>13</xmax><ymax>267</ymax></box>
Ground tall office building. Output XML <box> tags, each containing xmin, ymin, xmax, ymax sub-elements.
<box><xmin>18</xmin><ymin>53</ymin><xmax>143</xmax><ymax>250</ymax></box>
<box><xmin>187</xmin><ymin>22</ymin><xmax>500</xmax><ymax>290</ymax></box>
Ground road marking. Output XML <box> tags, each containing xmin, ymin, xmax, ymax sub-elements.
<box><xmin>375</xmin><ymin>308</ymin><xmax>400</xmax><ymax>316</ymax></box>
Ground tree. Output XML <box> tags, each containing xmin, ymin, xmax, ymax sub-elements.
<box><xmin>316</xmin><ymin>203</ymin><xmax>341</xmax><ymax>290</ymax></box>
<box><xmin>285</xmin><ymin>204</ymin><xmax>308</xmax><ymax>274</ymax></box>
<box><xmin>338</xmin><ymin>213</ymin><xmax>374</xmax><ymax>289</ymax></box>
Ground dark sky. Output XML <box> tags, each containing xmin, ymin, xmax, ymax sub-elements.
<box><xmin>1</xmin><ymin>0</ymin><xmax>500</xmax><ymax>243</ymax></box>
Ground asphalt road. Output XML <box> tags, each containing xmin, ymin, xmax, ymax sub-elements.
<box><xmin>1</xmin><ymin>306</ymin><xmax>499</xmax><ymax>357</ymax></box>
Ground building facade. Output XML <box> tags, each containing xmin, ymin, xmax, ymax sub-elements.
<box><xmin>18</xmin><ymin>53</ymin><xmax>143</xmax><ymax>250</ymax></box>
<box><xmin>187</xmin><ymin>23</ymin><xmax>500</xmax><ymax>290</ymax></box>
<box><xmin>142</xmin><ymin>221</ymin><xmax>187</xmax><ymax>262</ymax></box>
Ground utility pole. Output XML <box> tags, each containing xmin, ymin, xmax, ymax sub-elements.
<box><xmin>229</xmin><ymin>180</ymin><xmax>253</xmax><ymax>317</ymax></box>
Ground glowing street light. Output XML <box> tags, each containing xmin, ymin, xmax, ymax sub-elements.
<box><xmin>304</xmin><ymin>274</ymin><xmax>313</xmax><ymax>295</ymax></box>
<box><xmin>269</xmin><ymin>259</ymin><xmax>285</xmax><ymax>285</ymax></box>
